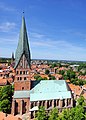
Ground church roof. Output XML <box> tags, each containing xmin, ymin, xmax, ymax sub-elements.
<box><xmin>13</xmin><ymin>80</ymin><xmax>72</xmax><ymax>101</ymax></box>
<box><xmin>14</xmin><ymin>16</ymin><xmax>31</xmax><ymax>69</ymax></box>
<box><xmin>14</xmin><ymin>90</ymin><xmax>30</xmax><ymax>99</ymax></box>
<box><xmin>30</xmin><ymin>80</ymin><xmax>72</xmax><ymax>101</ymax></box>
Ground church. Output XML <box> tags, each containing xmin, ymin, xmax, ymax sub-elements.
<box><xmin>11</xmin><ymin>16</ymin><xmax>73</xmax><ymax>119</ymax></box>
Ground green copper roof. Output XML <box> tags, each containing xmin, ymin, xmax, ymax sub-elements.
<box><xmin>30</xmin><ymin>80</ymin><xmax>72</xmax><ymax>101</ymax></box>
<box><xmin>14</xmin><ymin>16</ymin><xmax>31</xmax><ymax>69</ymax></box>
<box><xmin>13</xmin><ymin>80</ymin><xmax>72</xmax><ymax>100</ymax></box>
<box><xmin>14</xmin><ymin>90</ymin><xmax>30</xmax><ymax>99</ymax></box>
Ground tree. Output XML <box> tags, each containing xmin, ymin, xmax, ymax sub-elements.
<box><xmin>35</xmin><ymin>106</ymin><xmax>47</xmax><ymax>120</ymax></box>
<box><xmin>0</xmin><ymin>99</ymin><xmax>11</xmax><ymax>113</ymax></box>
<box><xmin>34</xmin><ymin>75</ymin><xmax>41</xmax><ymax>80</ymax></box>
<box><xmin>43</xmin><ymin>77</ymin><xmax>48</xmax><ymax>80</ymax></box>
<box><xmin>59</xmin><ymin>109</ymin><xmax>70</xmax><ymax>120</ymax></box>
<box><xmin>77</xmin><ymin>96</ymin><xmax>85</xmax><ymax>106</ymax></box>
<box><xmin>0</xmin><ymin>85</ymin><xmax>14</xmax><ymax>113</ymax></box>
<box><xmin>59</xmin><ymin>106</ymin><xmax>86</xmax><ymax>120</ymax></box>
<box><xmin>48</xmin><ymin>74</ymin><xmax>56</xmax><ymax>80</ymax></box>
<box><xmin>70</xmin><ymin>106</ymin><xmax>85</xmax><ymax>120</ymax></box>
<box><xmin>50</xmin><ymin>63</ymin><xmax>57</xmax><ymax>68</ymax></box>
<box><xmin>45</xmin><ymin>69</ymin><xmax>50</xmax><ymax>75</ymax></box>
<box><xmin>38</xmin><ymin>77</ymin><xmax>44</xmax><ymax>81</ymax></box>
<box><xmin>59</xmin><ymin>70</ymin><xmax>65</xmax><ymax>75</ymax></box>
<box><xmin>48</xmin><ymin>108</ymin><xmax>58</xmax><ymax>120</ymax></box>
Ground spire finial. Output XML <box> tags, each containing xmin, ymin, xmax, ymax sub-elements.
<box><xmin>23</xmin><ymin>11</ymin><xmax>24</xmax><ymax>16</ymax></box>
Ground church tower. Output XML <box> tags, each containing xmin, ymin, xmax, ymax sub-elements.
<box><xmin>14</xmin><ymin>16</ymin><xmax>31</xmax><ymax>70</ymax></box>
<box><xmin>14</xmin><ymin>17</ymin><xmax>31</xmax><ymax>90</ymax></box>
<box><xmin>12</xmin><ymin>16</ymin><xmax>31</xmax><ymax>115</ymax></box>
<box><xmin>14</xmin><ymin>16</ymin><xmax>31</xmax><ymax>90</ymax></box>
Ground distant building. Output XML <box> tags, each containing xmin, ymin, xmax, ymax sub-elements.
<box><xmin>11</xmin><ymin>16</ymin><xmax>73</xmax><ymax>119</ymax></box>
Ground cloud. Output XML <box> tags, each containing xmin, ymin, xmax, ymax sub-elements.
<box><xmin>0</xmin><ymin>2</ymin><xmax>15</xmax><ymax>12</ymax></box>
<box><xmin>1</xmin><ymin>31</ymin><xmax>86</xmax><ymax>60</ymax></box>
<box><xmin>31</xmin><ymin>38</ymin><xmax>86</xmax><ymax>60</ymax></box>
<box><xmin>61</xmin><ymin>29</ymin><xmax>86</xmax><ymax>40</ymax></box>
<box><xmin>0</xmin><ymin>38</ymin><xmax>17</xmax><ymax>44</ymax></box>
<box><xmin>30</xmin><ymin>31</ymin><xmax>86</xmax><ymax>51</ymax></box>
<box><xmin>31</xmin><ymin>38</ymin><xmax>85</xmax><ymax>51</ymax></box>
<box><xmin>0</xmin><ymin>22</ymin><xmax>16</xmax><ymax>32</ymax></box>
<box><xmin>30</xmin><ymin>32</ymin><xmax>45</xmax><ymax>39</ymax></box>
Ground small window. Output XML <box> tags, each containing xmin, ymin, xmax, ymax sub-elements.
<box><xmin>22</xmin><ymin>87</ymin><xmax>24</xmax><ymax>90</ymax></box>
<box><xmin>20</xmin><ymin>77</ymin><xmax>22</xmax><ymax>80</ymax></box>
<box><xmin>17</xmin><ymin>77</ymin><xmax>19</xmax><ymax>80</ymax></box>
<box><xmin>24</xmin><ymin>77</ymin><xmax>26</xmax><ymax>80</ymax></box>
<box><xmin>23</xmin><ymin>71</ymin><xmax>25</xmax><ymax>74</ymax></box>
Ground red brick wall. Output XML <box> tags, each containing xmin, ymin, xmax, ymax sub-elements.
<box><xmin>17</xmin><ymin>98</ymin><xmax>30</xmax><ymax>114</ymax></box>
<box><xmin>12</xmin><ymin>98</ymin><xmax>30</xmax><ymax>115</ymax></box>
<box><xmin>14</xmin><ymin>80</ymin><xmax>31</xmax><ymax>90</ymax></box>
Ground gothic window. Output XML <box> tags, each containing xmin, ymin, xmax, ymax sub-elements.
<box><xmin>15</xmin><ymin>102</ymin><xmax>18</xmax><ymax>115</ymax></box>
<box><xmin>23</xmin><ymin>71</ymin><xmax>25</xmax><ymax>74</ymax></box>
<box><xmin>17</xmin><ymin>77</ymin><xmax>19</xmax><ymax>80</ymax></box>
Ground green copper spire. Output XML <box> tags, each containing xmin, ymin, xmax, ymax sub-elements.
<box><xmin>14</xmin><ymin>16</ymin><xmax>31</xmax><ymax>69</ymax></box>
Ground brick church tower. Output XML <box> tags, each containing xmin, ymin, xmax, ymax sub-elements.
<box><xmin>11</xmin><ymin>16</ymin><xmax>31</xmax><ymax>115</ymax></box>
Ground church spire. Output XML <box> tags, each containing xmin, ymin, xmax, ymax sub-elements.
<box><xmin>14</xmin><ymin>16</ymin><xmax>31</xmax><ymax>69</ymax></box>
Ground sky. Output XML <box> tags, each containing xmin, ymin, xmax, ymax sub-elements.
<box><xmin>1</xmin><ymin>0</ymin><xmax>86</xmax><ymax>61</ymax></box>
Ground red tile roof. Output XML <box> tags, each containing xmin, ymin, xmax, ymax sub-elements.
<box><xmin>4</xmin><ymin>114</ymin><xmax>22</xmax><ymax>120</ymax></box>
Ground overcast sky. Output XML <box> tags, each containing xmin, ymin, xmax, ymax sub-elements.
<box><xmin>0</xmin><ymin>0</ymin><xmax>86</xmax><ymax>61</ymax></box>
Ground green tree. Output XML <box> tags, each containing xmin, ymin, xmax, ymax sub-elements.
<box><xmin>43</xmin><ymin>77</ymin><xmax>48</xmax><ymax>80</ymax></box>
<box><xmin>38</xmin><ymin>77</ymin><xmax>44</xmax><ymax>81</ymax></box>
<box><xmin>70</xmin><ymin>106</ymin><xmax>85</xmax><ymax>120</ymax></box>
<box><xmin>59</xmin><ymin>109</ymin><xmax>70</xmax><ymax>120</ymax></box>
<box><xmin>50</xmin><ymin>63</ymin><xmax>57</xmax><ymax>68</ymax></box>
<box><xmin>77</xmin><ymin>96</ymin><xmax>85</xmax><ymax>106</ymax></box>
<box><xmin>48</xmin><ymin>74</ymin><xmax>56</xmax><ymax>80</ymax></box>
<box><xmin>59</xmin><ymin>70</ymin><xmax>65</xmax><ymax>75</ymax></box>
<box><xmin>35</xmin><ymin>106</ymin><xmax>47</xmax><ymax>120</ymax></box>
<box><xmin>0</xmin><ymin>85</ymin><xmax>14</xmax><ymax>113</ymax></box>
<box><xmin>34</xmin><ymin>75</ymin><xmax>41</xmax><ymax>80</ymax></box>
<box><xmin>0</xmin><ymin>99</ymin><xmax>11</xmax><ymax>113</ymax></box>
<box><xmin>48</xmin><ymin>108</ymin><xmax>58</xmax><ymax>120</ymax></box>
<box><xmin>59</xmin><ymin>106</ymin><xmax>86</xmax><ymax>120</ymax></box>
<box><xmin>45</xmin><ymin>69</ymin><xmax>50</xmax><ymax>75</ymax></box>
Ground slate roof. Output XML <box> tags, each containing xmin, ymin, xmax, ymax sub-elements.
<box><xmin>14</xmin><ymin>16</ymin><xmax>31</xmax><ymax>69</ymax></box>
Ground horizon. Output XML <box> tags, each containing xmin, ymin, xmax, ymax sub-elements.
<box><xmin>1</xmin><ymin>0</ymin><xmax>86</xmax><ymax>61</ymax></box>
<box><xmin>1</xmin><ymin>57</ymin><xmax>86</xmax><ymax>63</ymax></box>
